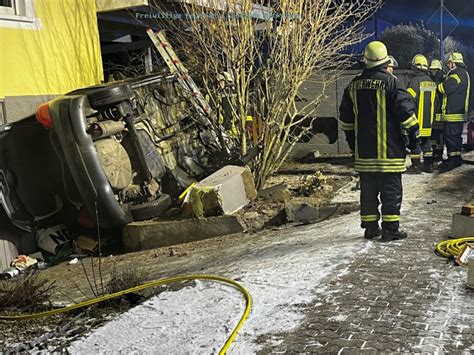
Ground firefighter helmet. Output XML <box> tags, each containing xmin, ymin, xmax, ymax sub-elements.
<box><xmin>388</xmin><ymin>55</ymin><xmax>399</xmax><ymax>68</ymax></box>
<box><xmin>364</xmin><ymin>41</ymin><xmax>390</xmax><ymax>68</ymax></box>
<box><xmin>429</xmin><ymin>59</ymin><xmax>442</xmax><ymax>70</ymax></box>
<box><xmin>412</xmin><ymin>54</ymin><xmax>428</xmax><ymax>69</ymax></box>
<box><xmin>446</xmin><ymin>52</ymin><xmax>464</xmax><ymax>64</ymax></box>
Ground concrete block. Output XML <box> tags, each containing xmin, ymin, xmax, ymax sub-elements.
<box><xmin>451</xmin><ymin>213</ymin><xmax>474</xmax><ymax>238</ymax></box>
<box><xmin>468</xmin><ymin>256</ymin><xmax>474</xmax><ymax>289</ymax></box>
<box><xmin>285</xmin><ymin>203</ymin><xmax>319</xmax><ymax>224</ymax></box>
<box><xmin>192</xmin><ymin>165</ymin><xmax>256</xmax><ymax>216</ymax></box>
<box><xmin>122</xmin><ymin>215</ymin><xmax>244</xmax><ymax>252</ymax></box>
<box><xmin>462</xmin><ymin>204</ymin><xmax>474</xmax><ymax>216</ymax></box>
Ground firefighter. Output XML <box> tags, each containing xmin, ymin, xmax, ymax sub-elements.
<box><xmin>437</xmin><ymin>52</ymin><xmax>471</xmax><ymax>173</ymax></box>
<box><xmin>429</xmin><ymin>59</ymin><xmax>444</xmax><ymax>83</ymax></box>
<box><xmin>406</xmin><ymin>54</ymin><xmax>437</xmax><ymax>173</ymax></box>
<box><xmin>429</xmin><ymin>59</ymin><xmax>445</xmax><ymax>164</ymax></box>
<box><xmin>339</xmin><ymin>41</ymin><xmax>419</xmax><ymax>242</ymax></box>
<box><xmin>215</xmin><ymin>72</ymin><xmax>238</xmax><ymax>136</ymax></box>
<box><xmin>386</xmin><ymin>55</ymin><xmax>399</xmax><ymax>76</ymax></box>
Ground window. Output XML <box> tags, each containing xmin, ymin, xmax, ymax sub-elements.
<box><xmin>0</xmin><ymin>0</ymin><xmax>15</xmax><ymax>16</ymax></box>
<box><xmin>0</xmin><ymin>0</ymin><xmax>39</xmax><ymax>29</ymax></box>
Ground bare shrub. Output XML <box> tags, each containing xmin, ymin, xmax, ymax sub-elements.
<box><xmin>149</xmin><ymin>0</ymin><xmax>381</xmax><ymax>188</ymax></box>
<box><xmin>0</xmin><ymin>271</ymin><xmax>56</xmax><ymax>312</ymax></box>
<box><xmin>106</xmin><ymin>267</ymin><xmax>145</xmax><ymax>295</ymax></box>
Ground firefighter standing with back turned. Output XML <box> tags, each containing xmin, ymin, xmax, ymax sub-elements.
<box><xmin>429</xmin><ymin>59</ymin><xmax>445</xmax><ymax>165</ymax></box>
<box><xmin>339</xmin><ymin>41</ymin><xmax>419</xmax><ymax>242</ymax></box>
<box><xmin>437</xmin><ymin>52</ymin><xmax>471</xmax><ymax>173</ymax></box>
<box><xmin>406</xmin><ymin>54</ymin><xmax>437</xmax><ymax>173</ymax></box>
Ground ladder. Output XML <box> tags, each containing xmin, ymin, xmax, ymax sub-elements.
<box><xmin>146</xmin><ymin>29</ymin><xmax>212</xmax><ymax>121</ymax></box>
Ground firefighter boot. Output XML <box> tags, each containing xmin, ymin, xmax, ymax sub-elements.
<box><xmin>438</xmin><ymin>156</ymin><xmax>462</xmax><ymax>173</ymax></box>
<box><xmin>380</xmin><ymin>229</ymin><xmax>408</xmax><ymax>243</ymax></box>
<box><xmin>364</xmin><ymin>226</ymin><xmax>382</xmax><ymax>240</ymax></box>
<box><xmin>406</xmin><ymin>158</ymin><xmax>422</xmax><ymax>174</ymax></box>
<box><xmin>422</xmin><ymin>157</ymin><xmax>434</xmax><ymax>173</ymax></box>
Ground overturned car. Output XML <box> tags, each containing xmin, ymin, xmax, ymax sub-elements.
<box><xmin>0</xmin><ymin>72</ymin><xmax>233</xmax><ymax>231</ymax></box>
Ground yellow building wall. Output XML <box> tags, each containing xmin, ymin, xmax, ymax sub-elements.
<box><xmin>0</xmin><ymin>0</ymin><xmax>103</xmax><ymax>99</ymax></box>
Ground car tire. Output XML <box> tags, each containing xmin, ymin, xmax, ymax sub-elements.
<box><xmin>130</xmin><ymin>194</ymin><xmax>172</xmax><ymax>221</ymax></box>
<box><xmin>87</xmin><ymin>84</ymin><xmax>134</xmax><ymax>110</ymax></box>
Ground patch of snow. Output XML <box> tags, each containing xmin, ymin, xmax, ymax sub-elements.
<box><xmin>327</xmin><ymin>314</ymin><xmax>348</xmax><ymax>322</ymax></box>
<box><xmin>69</xmin><ymin>214</ymin><xmax>371</xmax><ymax>354</ymax></box>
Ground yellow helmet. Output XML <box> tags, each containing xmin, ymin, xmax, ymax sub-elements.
<box><xmin>412</xmin><ymin>54</ymin><xmax>428</xmax><ymax>69</ymax></box>
<box><xmin>446</xmin><ymin>52</ymin><xmax>464</xmax><ymax>64</ymax></box>
<box><xmin>364</xmin><ymin>41</ymin><xmax>390</xmax><ymax>68</ymax></box>
<box><xmin>429</xmin><ymin>59</ymin><xmax>442</xmax><ymax>70</ymax></box>
<box><xmin>388</xmin><ymin>55</ymin><xmax>399</xmax><ymax>68</ymax></box>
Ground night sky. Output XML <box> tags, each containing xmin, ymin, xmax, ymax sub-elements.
<box><xmin>379</xmin><ymin>0</ymin><xmax>474</xmax><ymax>46</ymax></box>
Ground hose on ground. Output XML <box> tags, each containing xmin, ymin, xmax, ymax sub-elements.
<box><xmin>0</xmin><ymin>274</ymin><xmax>252</xmax><ymax>354</ymax></box>
<box><xmin>435</xmin><ymin>237</ymin><xmax>474</xmax><ymax>259</ymax></box>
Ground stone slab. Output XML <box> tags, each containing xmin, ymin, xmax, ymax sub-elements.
<box><xmin>194</xmin><ymin>165</ymin><xmax>256</xmax><ymax>215</ymax></box>
<box><xmin>122</xmin><ymin>215</ymin><xmax>245</xmax><ymax>252</ymax></box>
<box><xmin>451</xmin><ymin>213</ymin><xmax>474</xmax><ymax>238</ymax></box>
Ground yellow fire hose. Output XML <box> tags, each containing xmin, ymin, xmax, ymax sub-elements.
<box><xmin>0</xmin><ymin>274</ymin><xmax>252</xmax><ymax>355</ymax></box>
<box><xmin>435</xmin><ymin>237</ymin><xmax>474</xmax><ymax>259</ymax></box>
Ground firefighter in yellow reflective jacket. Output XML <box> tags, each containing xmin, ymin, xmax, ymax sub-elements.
<box><xmin>406</xmin><ymin>54</ymin><xmax>437</xmax><ymax>173</ymax></box>
<box><xmin>429</xmin><ymin>59</ymin><xmax>445</xmax><ymax>164</ymax></box>
<box><xmin>437</xmin><ymin>52</ymin><xmax>471</xmax><ymax>173</ymax></box>
<box><xmin>339</xmin><ymin>41</ymin><xmax>419</xmax><ymax>242</ymax></box>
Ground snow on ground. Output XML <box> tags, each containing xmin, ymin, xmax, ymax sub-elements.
<box><xmin>69</xmin><ymin>171</ymin><xmax>453</xmax><ymax>354</ymax></box>
<box><xmin>69</xmin><ymin>207</ymin><xmax>372</xmax><ymax>354</ymax></box>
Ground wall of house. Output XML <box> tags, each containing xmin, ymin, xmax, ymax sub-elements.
<box><xmin>0</xmin><ymin>0</ymin><xmax>104</xmax><ymax>271</ymax></box>
<box><xmin>0</xmin><ymin>0</ymin><xmax>104</xmax><ymax>123</ymax></box>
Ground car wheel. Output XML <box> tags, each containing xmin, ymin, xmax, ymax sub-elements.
<box><xmin>130</xmin><ymin>194</ymin><xmax>172</xmax><ymax>221</ymax></box>
<box><xmin>87</xmin><ymin>84</ymin><xmax>133</xmax><ymax>110</ymax></box>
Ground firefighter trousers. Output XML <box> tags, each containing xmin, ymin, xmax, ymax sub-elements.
<box><xmin>430</xmin><ymin>127</ymin><xmax>444</xmax><ymax>162</ymax></box>
<box><xmin>411</xmin><ymin>137</ymin><xmax>433</xmax><ymax>164</ymax></box>
<box><xmin>359</xmin><ymin>172</ymin><xmax>402</xmax><ymax>231</ymax></box>
<box><xmin>444</xmin><ymin>122</ymin><xmax>463</xmax><ymax>167</ymax></box>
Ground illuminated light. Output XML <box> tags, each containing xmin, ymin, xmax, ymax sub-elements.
<box><xmin>35</xmin><ymin>103</ymin><xmax>53</xmax><ymax>128</ymax></box>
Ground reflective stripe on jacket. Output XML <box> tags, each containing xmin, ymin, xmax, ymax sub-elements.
<box><xmin>438</xmin><ymin>66</ymin><xmax>471</xmax><ymax>122</ymax></box>
<box><xmin>339</xmin><ymin>67</ymin><xmax>418</xmax><ymax>173</ymax></box>
<box><xmin>407</xmin><ymin>69</ymin><xmax>437</xmax><ymax>137</ymax></box>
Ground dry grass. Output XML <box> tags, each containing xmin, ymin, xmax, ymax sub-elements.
<box><xmin>106</xmin><ymin>268</ymin><xmax>145</xmax><ymax>295</ymax></box>
<box><xmin>0</xmin><ymin>271</ymin><xmax>56</xmax><ymax>312</ymax></box>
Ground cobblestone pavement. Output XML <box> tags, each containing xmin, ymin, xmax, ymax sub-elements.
<box><xmin>10</xmin><ymin>165</ymin><xmax>473</xmax><ymax>353</ymax></box>
<box><xmin>261</xmin><ymin>166</ymin><xmax>474</xmax><ymax>354</ymax></box>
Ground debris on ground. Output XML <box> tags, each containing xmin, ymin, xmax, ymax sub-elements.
<box><xmin>185</xmin><ymin>165</ymin><xmax>257</xmax><ymax>218</ymax></box>
<box><xmin>456</xmin><ymin>243</ymin><xmax>474</xmax><ymax>267</ymax></box>
<box><xmin>10</xmin><ymin>255</ymin><xmax>38</xmax><ymax>272</ymax></box>
<box><xmin>36</xmin><ymin>225</ymin><xmax>74</xmax><ymax>266</ymax></box>
<box><xmin>0</xmin><ymin>253</ymin><xmax>46</xmax><ymax>280</ymax></box>
<box><xmin>257</xmin><ymin>183</ymin><xmax>291</xmax><ymax>203</ymax></box>
<box><xmin>36</xmin><ymin>225</ymin><xmax>71</xmax><ymax>255</ymax></box>
<box><xmin>75</xmin><ymin>235</ymin><xmax>100</xmax><ymax>254</ymax></box>
<box><xmin>285</xmin><ymin>203</ymin><xmax>319</xmax><ymax>224</ymax></box>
